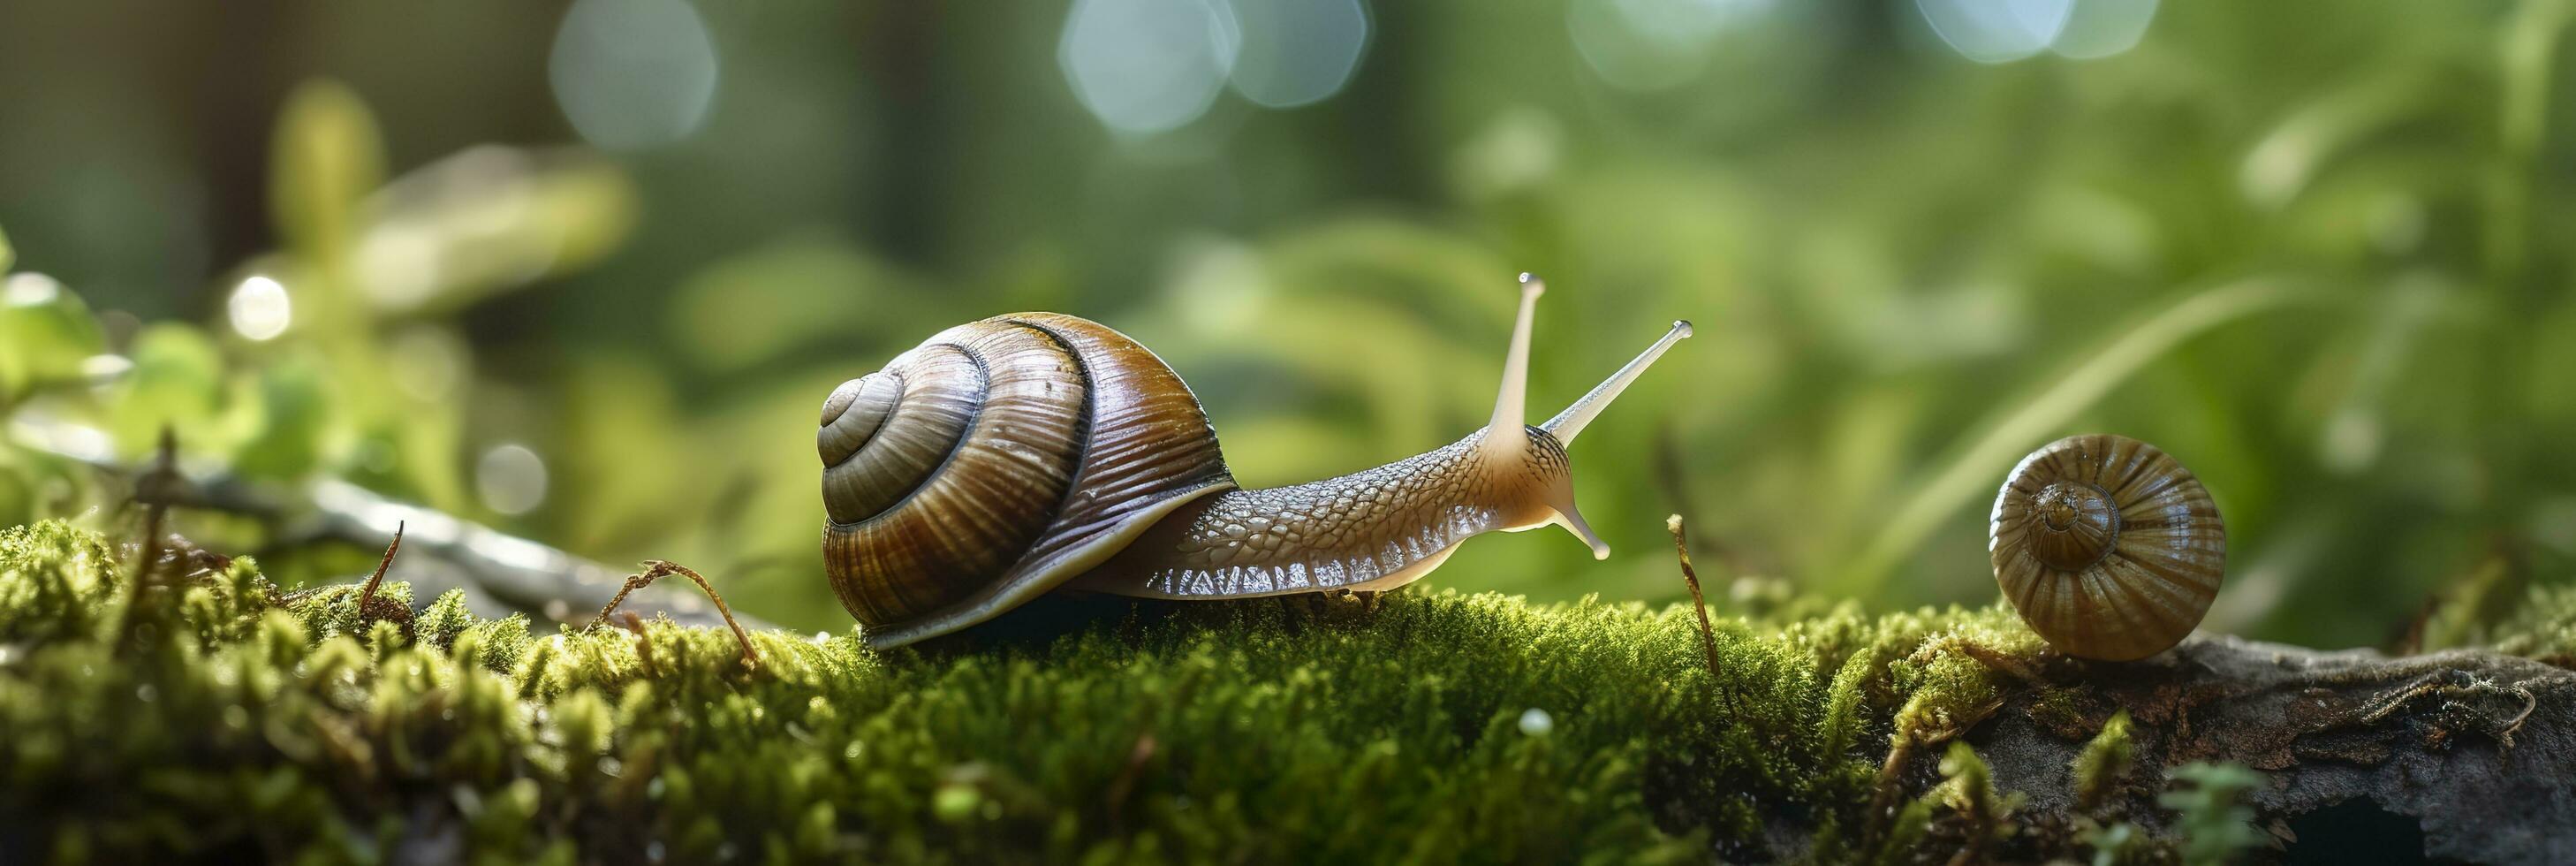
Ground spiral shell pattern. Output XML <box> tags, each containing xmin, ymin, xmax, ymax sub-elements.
<box><xmin>820</xmin><ymin>314</ymin><xmax>1236</xmax><ymax>645</ymax></box>
<box><xmin>1989</xmin><ymin>434</ymin><xmax>2224</xmax><ymax>661</ymax></box>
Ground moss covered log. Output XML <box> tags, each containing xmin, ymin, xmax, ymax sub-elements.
<box><xmin>3</xmin><ymin>520</ymin><xmax>2574</xmax><ymax>863</ymax></box>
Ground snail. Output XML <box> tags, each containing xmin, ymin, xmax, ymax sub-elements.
<box><xmin>819</xmin><ymin>275</ymin><xmax>1690</xmax><ymax>648</ymax></box>
<box><xmin>1989</xmin><ymin>434</ymin><xmax>2226</xmax><ymax>661</ymax></box>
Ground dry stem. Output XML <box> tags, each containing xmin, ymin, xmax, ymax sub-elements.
<box><xmin>354</xmin><ymin>521</ymin><xmax>404</xmax><ymax>612</ymax></box>
<box><xmin>593</xmin><ymin>560</ymin><xmax>758</xmax><ymax>669</ymax></box>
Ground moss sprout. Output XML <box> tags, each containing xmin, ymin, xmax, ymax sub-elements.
<box><xmin>2072</xmin><ymin>710</ymin><xmax>2135</xmax><ymax>812</ymax></box>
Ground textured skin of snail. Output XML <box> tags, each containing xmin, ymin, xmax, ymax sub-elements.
<box><xmin>1989</xmin><ymin>434</ymin><xmax>2225</xmax><ymax>661</ymax></box>
<box><xmin>1074</xmin><ymin>427</ymin><xmax>1570</xmax><ymax>598</ymax></box>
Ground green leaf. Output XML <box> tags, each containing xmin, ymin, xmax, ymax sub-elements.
<box><xmin>107</xmin><ymin>323</ymin><xmax>228</xmax><ymax>459</ymax></box>
<box><xmin>354</xmin><ymin>149</ymin><xmax>639</xmax><ymax>315</ymax></box>
<box><xmin>2161</xmin><ymin>762</ymin><xmax>2266</xmax><ymax>866</ymax></box>
<box><xmin>0</xmin><ymin>274</ymin><xmax>107</xmax><ymax>399</ymax></box>
<box><xmin>269</xmin><ymin>79</ymin><xmax>385</xmax><ymax>266</ymax></box>
<box><xmin>229</xmin><ymin>353</ymin><xmax>335</xmax><ymax>480</ymax></box>
<box><xmin>0</xmin><ymin>223</ymin><xmax>13</xmax><ymax>273</ymax></box>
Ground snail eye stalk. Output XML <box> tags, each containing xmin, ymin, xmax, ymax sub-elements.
<box><xmin>1541</xmin><ymin>319</ymin><xmax>1693</xmax><ymax>447</ymax></box>
<box><xmin>1481</xmin><ymin>273</ymin><xmax>1546</xmax><ymax>460</ymax></box>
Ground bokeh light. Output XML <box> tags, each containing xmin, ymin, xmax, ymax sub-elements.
<box><xmin>548</xmin><ymin>0</ymin><xmax>721</xmax><ymax>150</ymax></box>
<box><xmin>1226</xmin><ymin>0</ymin><xmax>1370</xmax><ymax>109</ymax></box>
<box><xmin>476</xmin><ymin>443</ymin><xmax>549</xmax><ymax>516</ymax></box>
<box><xmin>1918</xmin><ymin>0</ymin><xmax>2156</xmax><ymax>64</ymax></box>
<box><xmin>1569</xmin><ymin>0</ymin><xmax>1774</xmax><ymax>91</ymax></box>
<box><xmin>1916</xmin><ymin>0</ymin><xmax>2072</xmax><ymax>65</ymax></box>
<box><xmin>2048</xmin><ymin>0</ymin><xmax>2157</xmax><ymax>59</ymax></box>
<box><xmin>1</xmin><ymin>273</ymin><xmax>63</xmax><ymax>308</ymax></box>
<box><xmin>356</xmin><ymin>224</ymin><xmax>443</xmax><ymax>309</ymax></box>
<box><xmin>1058</xmin><ymin>0</ymin><xmax>1242</xmax><ymax>134</ymax></box>
<box><xmin>225</xmin><ymin>275</ymin><xmax>292</xmax><ymax>341</ymax></box>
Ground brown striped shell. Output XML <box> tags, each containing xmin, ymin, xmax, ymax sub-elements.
<box><xmin>819</xmin><ymin>314</ymin><xmax>1238</xmax><ymax>648</ymax></box>
<box><xmin>1989</xmin><ymin>434</ymin><xmax>2225</xmax><ymax>661</ymax></box>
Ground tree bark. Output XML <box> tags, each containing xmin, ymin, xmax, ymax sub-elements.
<box><xmin>1901</xmin><ymin>636</ymin><xmax>2575</xmax><ymax>863</ymax></box>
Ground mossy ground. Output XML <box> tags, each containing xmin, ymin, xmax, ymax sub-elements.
<box><xmin>2</xmin><ymin>520</ymin><xmax>2571</xmax><ymax>864</ymax></box>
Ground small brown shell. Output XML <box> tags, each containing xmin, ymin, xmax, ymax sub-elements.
<box><xmin>820</xmin><ymin>314</ymin><xmax>1238</xmax><ymax>647</ymax></box>
<box><xmin>1989</xmin><ymin>434</ymin><xmax>2224</xmax><ymax>661</ymax></box>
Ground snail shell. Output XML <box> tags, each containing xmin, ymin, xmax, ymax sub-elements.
<box><xmin>819</xmin><ymin>314</ymin><xmax>1238</xmax><ymax>644</ymax></box>
<box><xmin>1989</xmin><ymin>434</ymin><xmax>2224</xmax><ymax>661</ymax></box>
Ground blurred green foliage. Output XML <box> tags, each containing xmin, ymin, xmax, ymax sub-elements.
<box><xmin>0</xmin><ymin>1</ymin><xmax>2573</xmax><ymax>646</ymax></box>
<box><xmin>2159</xmin><ymin>762</ymin><xmax>2267</xmax><ymax>866</ymax></box>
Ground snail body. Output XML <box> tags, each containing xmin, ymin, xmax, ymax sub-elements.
<box><xmin>822</xmin><ymin>276</ymin><xmax>1691</xmax><ymax>648</ymax></box>
<box><xmin>1989</xmin><ymin>434</ymin><xmax>2225</xmax><ymax>661</ymax></box>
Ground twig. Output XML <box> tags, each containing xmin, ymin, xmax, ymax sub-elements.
<box><xmin>1102</xmin><ymin>731</ymin><xmax>1158</xmax><ymax>834</ymax></box>
<box><xmin>593</xmin><ymin>560</ymin><xmax>759</xmax><ymax>670</ymax></box>
<box><xmin>116</xmin><ymin>427</ymin><xmax>180</xmax><ymax>654</ymax></box>
<box><xmin>616</xmin><ymin>611</ymin><xmax>657</xmax><ymax>678</ymax></box>
<box><xmin>1651</xmin><ymin>423</ymin><xmax>1703</xmax><ymax>544</ymax></box>
<box><xmin>1667</xmin><ymin>514</ymin><xmax>1737</xmax><ymax>715</ymax></box>
<box><xmin>354</xmin><ymin>521</ymin><xmax>405</xmax><ymax>612</ymax></box>
<box><xmin>9</xmin><ymin>417</ymin><xmax>767</xmax><ymax>631</ymax></box>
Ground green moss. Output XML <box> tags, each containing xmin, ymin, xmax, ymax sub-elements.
<box><xmin>2072</xmin><ymin>710</ymin><xmax>2135</xmax><ymax>812</ymax></box>
<box><xmin>1933</xmin><ymin>741</ymin><xmax>2022</xmax><ymax>855</ymax></box>
<box><xmin>2159</xmin><ymin>763</ymin><xmax>2265</xmax><ymax>866</ymax></box>
<box><xmin>2</xmin><ymin>519</ymin><xmax>2553</xmax><ymax>862</ymax></box>
<box><xmin>2496</xmin><ymin>581</ymin><xmax>2576</xmax><ymax>662</ymax></box>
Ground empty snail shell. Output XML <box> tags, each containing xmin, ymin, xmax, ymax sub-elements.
<box><xmin>1989</xmin><ymin>434</ymin><xmax>2225</xmax><ymax>661</ymax></box>
<box><xmin>822</xmin><ymin>275</ymin><xmax>1692</xmax><ymax>648</ymax></box>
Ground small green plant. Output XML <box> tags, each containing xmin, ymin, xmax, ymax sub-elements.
<box><xmin>2073</xmin><ymin>710</ymin><xmax>2136</xmax><ymax>811</ymax></box>
<box><xmin>1936</xmin><ymin>741</ymin><xmax>2025</xmax><ymax>860</ymax></box>
<box><xmin>2162</xmin><ymin>762</ymin><xmax>2268</xmax><ymax>866</ymax></box>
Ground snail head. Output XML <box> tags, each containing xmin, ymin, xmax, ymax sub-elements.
<box><xmin>1480</xmin><ymin>274</ymin><xmax>1693</xmax><ymax>561</ymax></box>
